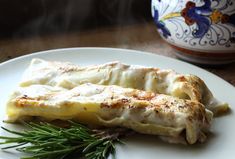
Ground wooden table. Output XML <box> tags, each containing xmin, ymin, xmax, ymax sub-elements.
<box><xmin>0</xmin><ymin>22</ymin><xmax>234</xmax><ymax>86</ymax></box>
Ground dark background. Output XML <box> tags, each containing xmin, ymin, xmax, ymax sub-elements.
<box><xmin>0</xmin><ymin>0</ymin><xmax>152</xmax><ymax>38</ymax></box>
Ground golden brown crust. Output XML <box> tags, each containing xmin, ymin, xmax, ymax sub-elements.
<box><xmin>19</xmin><ymin>59</ymin><xmax>227</xmax><ymax>115</ymax></box>
<box><xmin>8</xmin><ymin>84</ymin><xmax>212</xmax><ymax>144</ymax></box>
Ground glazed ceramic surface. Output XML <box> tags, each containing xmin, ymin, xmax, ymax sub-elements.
<box><xmin>151</xmin><ymin>0</ymin><xmax>235</xmax><ymax>64</ymax></box>
<box><xmin>0</xmin><ymin>48</ymin><xmax>235</xmax><ymax>159</ymax></box>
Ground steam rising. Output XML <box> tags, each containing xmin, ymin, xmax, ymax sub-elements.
<box><xmin>0</xmin><ymin>0</ymin><xmax>151</xmax><ymax>38</ymax></box>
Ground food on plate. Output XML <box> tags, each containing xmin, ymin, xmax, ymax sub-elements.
<box><xmin>6</xmin><ymin>83</ymin><xmax>213</xmax><ymax>144</ymax></box>
<box><xmin>19</xmin><ymin>58</ymin><xmax>229</xmax><ymax>115</ymax></box>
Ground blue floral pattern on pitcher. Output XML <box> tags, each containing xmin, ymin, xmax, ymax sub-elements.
<box><xmin>152</xmin><ymin>0</ymin><xmax>235</xmax><ymax>48</ymax></box>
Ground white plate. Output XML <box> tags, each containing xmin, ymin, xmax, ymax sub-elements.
<box><xmin>0</xmin><ymin>47</ymin><xmax>234</xmax><ymax>159</ymax></box>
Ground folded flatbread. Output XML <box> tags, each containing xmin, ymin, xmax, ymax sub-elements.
<box><xmin>6</xmin><ymin>83</ymin><xmax>213</xmax><ymax>144</ymax></box>
<box><xmin>19</xmin><ymin>59</ymin><xmax>228</xmax><ymax>115</ymax></box>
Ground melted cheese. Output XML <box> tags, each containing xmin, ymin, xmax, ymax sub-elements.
<box><xmin>6</xmin><ymin>83</ymin><xmax>213</xmax><ymax>144</ymax></box>
<box><xmin>19</xmin><ymin>59</ymin><xmax>229</xmax><ymax>115</ymax></box>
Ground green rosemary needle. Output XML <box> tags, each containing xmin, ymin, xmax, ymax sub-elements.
<box><xmin>0</xmin><ymin>121</ymin><xmax>126</xmax><ymax>159</ymax></box>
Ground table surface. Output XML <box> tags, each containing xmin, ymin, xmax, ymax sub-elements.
<box><xmin>0</xmin><ymin>22</ymin><xmax>234</xmax><ymax>86</ymax></box>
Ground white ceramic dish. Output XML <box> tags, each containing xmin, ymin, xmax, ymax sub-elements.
<box><xmin>0</xmin><ymin>47</ymin><xmax>234</xmax><ymax>159</ymax></box>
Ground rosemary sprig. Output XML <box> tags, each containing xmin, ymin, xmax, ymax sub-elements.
<box><xmin>0</xmin><ymin>121</ymin><xmax>126</xmax><ymax>159</ymax></box>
